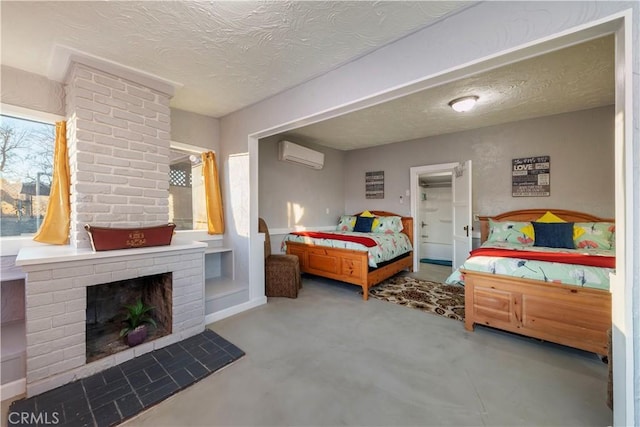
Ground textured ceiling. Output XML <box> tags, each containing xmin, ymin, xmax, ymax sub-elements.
<box><xmin>283</xmin><ymin>35</ymin><xmax>615</xmax><ymax>150</ymax></box>
<box><xmin>1</xmin><ymin>2</ymin><xmax>614</xmax><ymax>151</ymax></box>
<box><xmin>0</xmin><ymin>1</ymin><xmax>471</xmax><ymax>117</ymax></box>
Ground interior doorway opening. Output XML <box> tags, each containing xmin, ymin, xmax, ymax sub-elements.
<box><xmin>417</xmin><ymin>172</ymin><xmax>453</xmax><ymax>270</ymax></box>
<box><xmin>410</xmin><ymin>161</ymin><xmax>472</xmax><ymax>273</ymax></box>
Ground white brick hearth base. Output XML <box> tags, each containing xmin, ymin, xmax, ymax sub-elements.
<box><xmin>16</xmin><ymin>239</ymin><xmax>206</xmax><ymax>397</ymax></box>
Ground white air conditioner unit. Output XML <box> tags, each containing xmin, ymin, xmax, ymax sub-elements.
<box><xmin>278</xmin><ymin>140</ymin><xmax>324</xmax><ymax>170</ymax></box>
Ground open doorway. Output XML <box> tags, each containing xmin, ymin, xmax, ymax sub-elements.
<box><xmin>417</xmin><ymin>172</ymin><xmax>453</xmax><ymax>268</ymax></box>
<box><xmin>410</xmin><ymin>161</ymin><xmax>472</xmax><ymax>274</ymax></box>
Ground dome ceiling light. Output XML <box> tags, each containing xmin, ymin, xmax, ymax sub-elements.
<box><xmin>448</xmin><ymin>95</ymin><xmax>479</xmax><ymax>112</ymax></box>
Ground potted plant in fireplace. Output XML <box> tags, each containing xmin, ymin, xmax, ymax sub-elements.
<box><xmin>120</xmin><ymin>299</ymin><xmax>157</xmax><ymax>347</ymax></box>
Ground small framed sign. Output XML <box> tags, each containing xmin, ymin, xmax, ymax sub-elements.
<box><xmin>512</xmin><ymin>156</ymin><xmax>550</xmax><ymax>197</ymax></box>
<box><xmin>365</xmin><ymin>171</ymin><xmax>384</xmax><ymax>199</ymax></box>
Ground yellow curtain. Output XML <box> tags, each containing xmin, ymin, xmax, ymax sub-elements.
<box><xmin>33</xmin><ymin>121</ymin><xmax>70</xmax><ymax>244</ymax></box>
<box><xmin>202</xmin><ymin>151</ymin><xmax>225</xmax><ymax>234</ymax></box>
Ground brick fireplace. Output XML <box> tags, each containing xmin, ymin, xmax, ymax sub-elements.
<box><xmin>14</xmin><ymin>56</ymin><xmax>207</xmax><ymax>397</ymax></box>
<box><xmin>16</xmin><ymin>243</ymin><xmax>205</xmax><ymax>397</ymax></box>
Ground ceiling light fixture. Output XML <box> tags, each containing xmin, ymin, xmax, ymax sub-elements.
<box><xmin>448</xmin><ymin>95</ymin><xmax>479</xmax><ymax>113</ymax></box>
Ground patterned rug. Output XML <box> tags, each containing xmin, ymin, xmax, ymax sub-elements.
<box><xmin>368</xmin><ymin>275</ymin><xmax>465</xmax><ymax>321</ymax></box>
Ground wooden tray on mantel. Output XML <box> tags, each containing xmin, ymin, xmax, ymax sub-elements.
<box><xmin>84</xmin><ymin>223</ymin><xmax>176</xmax><ymax>251</ymax></box>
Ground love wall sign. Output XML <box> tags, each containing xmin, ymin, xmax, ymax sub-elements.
<box><xmin>512</xmin><ymin>156</ymin><xmax>550</xmax><ymax>197</ymax></box>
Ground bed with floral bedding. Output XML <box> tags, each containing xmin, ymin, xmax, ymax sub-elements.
<box><xmin>446</xmin><ymin>241</ymin><xmax>614</xmax><ymax>290</ymax></box>
<box><xmin>282</xmin><ymin>211</ymin><xmax>413</xmax><ymax>300</ymax></box>
<box><xmin>457</xmin><ymin>209</ymin><xmax>614</xmax><ymax>355</ymax></box>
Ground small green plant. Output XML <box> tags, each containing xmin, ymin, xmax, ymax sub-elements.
<box><xmin>119</xmin><ymin>299</ymin><xmax>157</xmax><ymax>337</ymax></box>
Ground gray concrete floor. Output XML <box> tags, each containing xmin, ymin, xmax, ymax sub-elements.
<box><xmin>123</xmin><ymin>275</ymin><xmax>612</xmax><ymax>427</ymax></box>
<box><xmin>410</xmin><ymin>262</ymin><xmax>453</xmax><ymax>283</ymax></box>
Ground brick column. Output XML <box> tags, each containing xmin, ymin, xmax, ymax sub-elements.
<box><xmin>65</xmin><ymin>63</ymin><xmax>172</xmax><ymax>248</ymax></box>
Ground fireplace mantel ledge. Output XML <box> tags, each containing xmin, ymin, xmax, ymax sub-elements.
<box><xmin>15</xmin><ymin>238</ymin><xmax>207</xmax><ymax>267</ymax></box>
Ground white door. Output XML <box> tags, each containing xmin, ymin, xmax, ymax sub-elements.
<box><xmin>452</xmin><ymin>161</ymin><xmax>472</xmax><ymax>269</ymax></box>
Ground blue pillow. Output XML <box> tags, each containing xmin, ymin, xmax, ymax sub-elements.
<box><xmin>353</xmin><ymin>216</ymin><xmax>375</xmax><ymax>233</ymax></box>
<box><xmin>532</xmin><ymin>222</ymin><xmax>575</xmax><ymax>249</ymax></box>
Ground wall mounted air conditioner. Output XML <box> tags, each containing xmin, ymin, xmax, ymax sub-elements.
<box><xmin>278</xmin><ymin>140</ymin><xmax>325</xmax><ymax>170</ymax></box>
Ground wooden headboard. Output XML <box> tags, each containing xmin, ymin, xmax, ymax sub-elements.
<box><xmin>355</xmin><ymin>210</ymin><xmax>414</xmax><ymax>247</ymax></box>
<box><xmin>479</xmin><ymin>209</ymin><xmax>614</xmax><ymax>243</ymax></box>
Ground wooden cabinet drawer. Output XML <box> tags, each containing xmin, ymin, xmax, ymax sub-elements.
<box><xmin>473</xmin><ymin>286</ymin><xmax>522</xmax><ymax>329</ymax></box>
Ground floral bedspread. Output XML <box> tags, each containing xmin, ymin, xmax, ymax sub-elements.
<box><xmin>281</xmin><ymin>231</ymin><xmax>413</xmax><ymax>268</ymax></box>
<box><xmin>445</xmin><ymin>241</ymin><xmax>614</xmax><ymax>290</ymax></box>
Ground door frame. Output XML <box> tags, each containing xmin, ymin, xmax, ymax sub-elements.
<box><xmin>410</xmin><ymin>162</ymin><xmax>459</xmax><ymax>272</ymax></box>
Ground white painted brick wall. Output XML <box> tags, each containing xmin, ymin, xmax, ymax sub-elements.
<box><xmin>22</xmin><ymin>245</ymin><xmax>205</xmax><ymax>397</ymax></box>
<box><xmin>66</xmin><ymin>63</ymin><xmax>171</xmax><ymax>249</ymax></box>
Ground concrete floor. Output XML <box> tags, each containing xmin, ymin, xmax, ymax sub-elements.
<box><xmin>411</xmin><ymin>262</ymin><xmax>453</xmax><ymax>283</ymax></box>
<box><xmin>123</xmin><ymin>275</ymin><xmax>612</xmax><ymax>427</ymax></box>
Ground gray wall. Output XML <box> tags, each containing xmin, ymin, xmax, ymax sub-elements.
<box><xmin>344</xmin><ymin>106</ymin><xmax>615</xmax><ymax>219</ymax></box>
<box><xmin>258</xmin><ymin>137</ymin><xmax>345</xmax><ymax>230</ymax></box>
<box><xmin>170</xmin><ymin>108</ymin><xmax>220</xmax><ymax>153</ymax></box>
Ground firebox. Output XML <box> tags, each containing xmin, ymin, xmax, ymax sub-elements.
<box><xmin>86</xmin><ymin>272</ymin><xmax>172</xmax><ymax>362</ymax></box>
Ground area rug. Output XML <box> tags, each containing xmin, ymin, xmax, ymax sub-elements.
<box><xmin>369</xmin><ymin>275</ymin><xmax>465</xmax><ymax>321</ymax></box>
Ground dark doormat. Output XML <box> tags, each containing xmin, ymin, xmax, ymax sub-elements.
<box><xmin>8</xmin><ymin>329</ymin><xmax>244</xmax><ymax>427</ymax></box>
<box><xmin>419</xmin><ymin>258</ymin><xmax>453</xmax><ymax>267</ymax></box>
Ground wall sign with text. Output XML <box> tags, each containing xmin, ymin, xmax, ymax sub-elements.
<box><xmin>365</xmin><ymin>171</ymin><xmax>384</xmax><ymax>199</ymax></box>
<box><xmin>512</xmin><ymin>156</ymin><xmax>550</xmax><ymax>197</ymax></box>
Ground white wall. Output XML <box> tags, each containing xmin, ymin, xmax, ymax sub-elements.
<box><xmin>1</xmin><ymin>66</ymin><xmax>65</xmax><ymax>116</ymax></box>
<box><xmin>344</xmin><ymin>106</ymin><xmax>616</xmax><ymax>218</ymax></box>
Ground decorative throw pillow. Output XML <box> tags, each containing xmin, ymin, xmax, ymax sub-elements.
<box><xmin>520</xmin><ymin>211</ymin><xmax>585</xmax><ymax>243</ymax></box>
<box><xmin>337</xmin><ymin>215</ymin><xmax>357</xmax><ymax>232</ymax></box>
<box><xmin>574</xmin><ymin>222</ymin><xmax>615</xmax><ymax>249</ymax></box>
<box><xmin>359</xmin><ymin>210</ymin><xmax>380</xmax><ymax>230</ymax></box>
<box><xmin>520</xmin><ymin>223</ymin><xmax>585</xmax><ymax>242</ymax></box>
<box><xmin>487</xmin><ymin>219</ymin><xmax>533</xmax><ymax>245</ymax></box>
<box><xmin>354</xmin><ymin>216</ymin><xmax>375</xmax><ymax>233</ymax></box>
<box><xmin>532</xmin><ymin>222</ymin><xmax>575</xmax><ymax>249</ymax></box>
<box><xmin>373</xmin><ymin>216</ymin><xmax>403</xmax><ymax>233</ymax></box>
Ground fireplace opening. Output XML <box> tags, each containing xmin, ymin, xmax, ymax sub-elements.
<box><xmin>86</xmin><ymin>272</ymin><xmax>172</xmax><ymax>363</ymax></box>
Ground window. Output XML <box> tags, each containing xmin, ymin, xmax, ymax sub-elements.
<box><xmin>0</xmin><ymin>114</ymin><xmax>55</xmax><ymax>237</ymax></box>
<box><xmin>168</xmin><ymin>146</ymin><xmax>207</xmax><ymax>231</ymax></box>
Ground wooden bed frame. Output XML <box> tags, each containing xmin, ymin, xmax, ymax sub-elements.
<box><xmin>463</xmin><ymin>209</ymin><xmax>613</xmax><ymax>355</ymax></box>
<box><xmin>286</xmin><ymin>211</ymin><xmax>413</xmax><ymax>300</ymax></box>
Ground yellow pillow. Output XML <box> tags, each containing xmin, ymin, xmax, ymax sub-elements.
<box><xmin>572</xmin><ymin>225</ymin><xmax>586</xmax><ymax>240</ymax></box>
<box><xmin>536</xmin><ymin>211</ymin><xmax>566</xmax><ymax>223</ymax></box>
<box><xmin>359</xmin><ymin>210</ymin><xmax>380</xmax><ymax>230</ymax></box>
<box><xmin>520</xmin><ymin>224</ymin><xmax>535</xmax><ymax>240</ymax></box>
<box><xmin>520</xmin><ymin>212</ymin><xmax>585</xmax><ymax>241</ymax></box>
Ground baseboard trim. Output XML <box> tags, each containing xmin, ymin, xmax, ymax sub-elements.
<box><xmin>1</xmin><ymin>378</ymin><xmax>26</xmax><ymax>400</ymax></box>
<box><xmin>204</xmin><ymin>297</ymin><xmax>267</xmax><ymax>325</ymax></box>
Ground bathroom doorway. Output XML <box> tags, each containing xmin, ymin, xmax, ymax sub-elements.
<box><xmin>410</xmin><ymin>161</ymin><xmax>472</xmax><ymax>275</ymax></box>
<box><xmin>418</xmin><ymin>172</ymin><xmax>453</xmax><ymax>269</ymax></box>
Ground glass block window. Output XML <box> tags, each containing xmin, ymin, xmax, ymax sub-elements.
<box><xmin>169</xmin><ymin>166</ymin><xmax>190</xmax><ymax>188</ymax></box>
<box><xmin>168</xmin><ymin>147</ymin><xmax>205</xmax><ymax>231</ymax></box>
